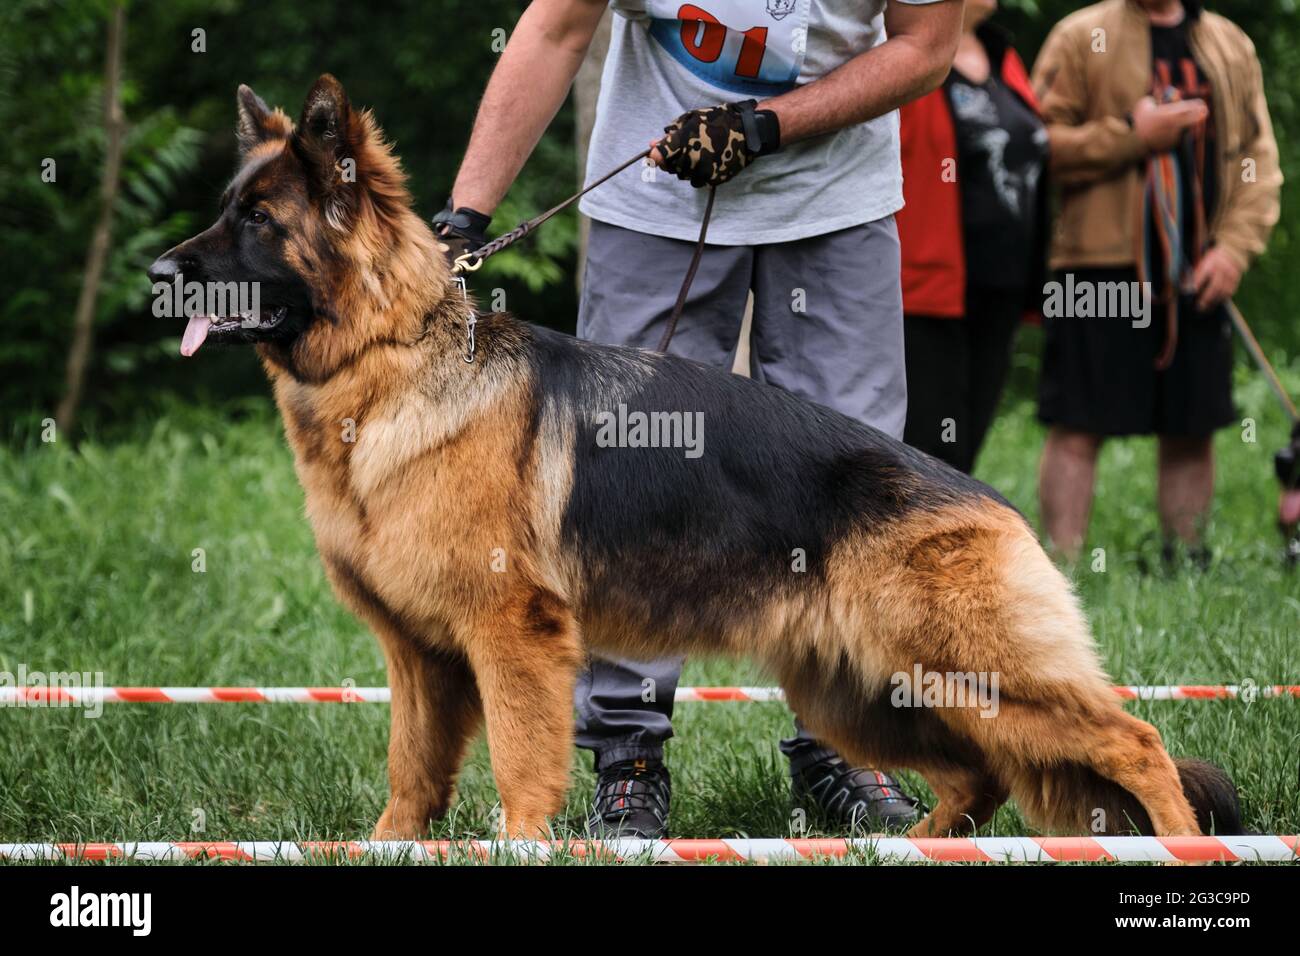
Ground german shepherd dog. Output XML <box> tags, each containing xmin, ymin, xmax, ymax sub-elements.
<box><xmin>149</xmin><ymin>76</ymin><xmax>1243</xmax><ymax>840</ymax></box>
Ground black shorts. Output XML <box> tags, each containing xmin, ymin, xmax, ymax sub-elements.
<box><xmin>1037</xmin><ymin>268</ymin><xmax>1237</xmax><ymax>437</ymax></box>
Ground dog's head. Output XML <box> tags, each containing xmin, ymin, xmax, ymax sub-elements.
<box><xmin>148</xmin><ymin>75</ymin><xmax>436</xmax><ymax>375</ymax></box>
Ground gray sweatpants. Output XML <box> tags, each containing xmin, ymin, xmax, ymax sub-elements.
<box><xmin>573</xmin><ymin>216</ymin><xmax>907</xmax><ymax>771</ymax></box>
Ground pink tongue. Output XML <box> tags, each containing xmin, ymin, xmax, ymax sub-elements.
<box><xmin>180</xmin><ymin>315</ymin><xmax>212</xmax><ymax>357</ymax></box>
<box><xmin>1281</xmin><ymin>489</ymin><xmax>1300</xmax><ymax>526</ymax></box>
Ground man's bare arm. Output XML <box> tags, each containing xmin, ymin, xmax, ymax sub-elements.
<box><xmin>756</xmin><ymin>0</ymin><xmax>962</xmax><ymax>145</ymax></box>
<box><xmin>450</xmin><ymin>0</ymin><xmax>607</xmax><ymax>215</ymax></box>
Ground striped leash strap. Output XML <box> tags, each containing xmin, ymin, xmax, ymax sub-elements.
<box><xmin>1226</xmin><ymin>301</ymin><xmax>1299</xmax><ymax>424</ymax></box>
<box><xmin>1140</xmin><ymin>147</ymin><xmax>1185</xmax><ymax>371</ymax></box>
<box><xmin>450</xmin><ymin>149</ymin><xmax>715</xmax><ymax>355</ymax></box>
<box><xmin>1138</xmin><ymin>84</ymin><xmax>1210</xmax><ymax>372</ymax></box>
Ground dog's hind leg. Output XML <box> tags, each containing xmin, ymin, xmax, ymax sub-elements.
<box><xmin>1070</xmin><ymin>711</ymin><xmax>1202</xmax><ymax>836</ymax></box>
<box><xmin>940</xmin><ymin>688</ymin><xmax>1202</xmax><ymax>836</ymax></box>
<box><xmin>780</xmin><ymin>661</ymin><xmax>1008</xmax><ymax>836</ymax></box>
<box><xmin>465</xmin><ymin>587</ymin><xmax>583</xmax><ymax>838</ymax></box>
<box><xmin>934</xmin><ymin>672</ymin><xmax>1202</xmax><ymax>836</ymax></box>
<box><xmin>372</xmin><ymin>633</ymin><xmax>483</xmax><ymax>839</ymax></box>
<box><xmin>907</xmin><ymin>763</ymin><xmax>1009</xmax><ymax>837</ymax></box>
<box><xmin>878</xmin><ymin>508</ymin><xmax>1202</xmax><ymax>837</ymax></box>
<box><xmin>990</xmin><ymin>533</ymin><xmax>1201</xmax><ymax>836</ymax></box>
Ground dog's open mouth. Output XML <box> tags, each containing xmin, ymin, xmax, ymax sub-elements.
<box><xmin>180</xmin><ymin>306</ymin><xmax>289</xmax><ymax>356</ymax></box>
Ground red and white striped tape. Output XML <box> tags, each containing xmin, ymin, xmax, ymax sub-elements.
<box><xmin>1</xmin><ymin>836</ymin><xmax>1295</xmax><ymax>863</ymax></box>
<box><xmin>0</xmin><ymin>685</ymin><xmax>1296</xmax><ymax>705</ymax></box>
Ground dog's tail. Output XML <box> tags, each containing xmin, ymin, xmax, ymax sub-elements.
<box><xmin>1016</xmin><ymin>758</ymin><xmax>1246</xmax><ymax>835</ymax></box>
<box><xmin>1173</xmin><ymin>758</ymin><xmax>1248</xmax><ymax>834</ymax></box>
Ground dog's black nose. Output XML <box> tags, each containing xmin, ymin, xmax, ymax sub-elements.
<box><xmin>147</xmin><ymin>255</ymin><xmax>182</xmax><ymax>285</ymax></box>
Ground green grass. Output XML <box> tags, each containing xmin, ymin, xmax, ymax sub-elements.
<box><xmin>1</xmin><ymin>356</ymin><xmax>1298</xmax><ymax>864</ymax></box>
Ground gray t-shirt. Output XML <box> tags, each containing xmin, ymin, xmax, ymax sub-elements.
<box><xmin>580</xmin><ymin>0</ymin><xmax>944</xmax><ymax>245</ymax></box>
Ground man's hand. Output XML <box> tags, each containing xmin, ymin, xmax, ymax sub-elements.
<box><xmin>651</xmin><ymin>100</ymin><xmax>779</xmax><ymax>188</ymax></box>
<box><xmin>1132</xmin><ymin>95</ymin><xmax>1208</xmax><ymax>154</ymax></box>
<box><xmin>432</xmin><ymin>200</ymin><xmax>492</xmax><ymax>266</ymax></box>
<box><xmin>1192</xmin><ymin>246</ymin><xmax>1243</xmax><ymax>311</ymax></box>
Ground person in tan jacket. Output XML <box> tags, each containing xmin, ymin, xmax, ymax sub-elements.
<box><xmin>1030</xmin><ymin>0</ymin><xmax>1281</xmax><ymax>563</ymax></box>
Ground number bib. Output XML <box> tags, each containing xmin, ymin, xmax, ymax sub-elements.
<box><xmin>583</xmin><ymin>0</ymin><xmax>902</xmax><ymax>247</ymax></box>
<box><xmin>643</xmin><ymin>0</ymin><xmax>811</xmax><ymax>97</ymax></box>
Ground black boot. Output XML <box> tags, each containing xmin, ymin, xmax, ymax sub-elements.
<box><xmin>791</xmin><ymin>753</ymin><xmax>920</xmax><ymax>833</ymax></box>
<box><xmin>585</xmin><ymin>758</ymin><xmax>671</xmax><ymax>838</ymax></box>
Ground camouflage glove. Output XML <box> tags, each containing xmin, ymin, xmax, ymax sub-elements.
<box><xmin>432</xmin><ymin>199</ymin><xmax>492</xmax><ymax>266</ymax></box>
<box><xmin>657</xmin><ymin>99</ymin><xmax>781</xmax><ymax>189</ymax></box>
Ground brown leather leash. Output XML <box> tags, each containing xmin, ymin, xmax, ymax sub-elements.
<box><xmin>451</xmin><ymin>149</ymin><xmax>716</xmax><ymax>357</ymax></box>
<box><xmin>1227</xmin><ymin>300</ymin><xmax>1299</xmax><ymax>425</ymax></box>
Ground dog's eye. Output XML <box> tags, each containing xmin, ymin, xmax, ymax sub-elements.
<box><xmin>248</xmin><ymin>209</ymin><xmax>270</xmax><ymax>226</ymax></box>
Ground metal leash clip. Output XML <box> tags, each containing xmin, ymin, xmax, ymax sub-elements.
<box><xmin>452</xmin><ymin>252</ymin><xmax>484</xmax><ymax>274</ymax></box>
<box><xmin>453</xmin><ymin>275</ymin><xmax>476</xmax><ymax>363</ymax></box>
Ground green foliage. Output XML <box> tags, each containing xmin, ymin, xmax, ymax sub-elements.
<box><xmin>0</xmin><ymin>0</ymin><xmax>203</xmax><ymax>428</ymax></box>
<box><xmin>1</xmin><ymin>0</ymin><xmax>1297</xmax><ymax>437</ymax></box>
<box><xmin>1</xmin><ymin>0</ymin><xmax>581</xmax><ymax>437</ymax></box>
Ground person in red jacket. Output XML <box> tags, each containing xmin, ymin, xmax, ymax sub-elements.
<box><xmin>898</xmin><ymin>0</ymin><xmax>1049</xmax><ymax>474</ymax></box>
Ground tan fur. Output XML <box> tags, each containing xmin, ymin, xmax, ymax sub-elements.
<box><xmin>215</xmin><ymin>79</ymin><xmax>1205</xmax><ymax>840</ymax></box>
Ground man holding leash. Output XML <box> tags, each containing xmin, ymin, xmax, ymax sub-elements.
<box><xmin>437</xmin><ymin>0</ymin><xmax>962</xmax><ymax>837</ymax></box>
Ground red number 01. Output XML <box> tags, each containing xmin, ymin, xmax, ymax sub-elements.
<box><xmin>677</xmin><ymin>4</ymin><xmax>769</xmax><ymax>78</ymax></box>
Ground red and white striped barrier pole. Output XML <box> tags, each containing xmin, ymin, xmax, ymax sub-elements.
<box><xmin>0</xmin><ymin>685</ymin><xmax>1297</xmax><ymax>705</ymax></box>
<box><xmin>1</xmin><ymin>836</ymin><xmax>1295</xmax><ymax>863</ymax></box>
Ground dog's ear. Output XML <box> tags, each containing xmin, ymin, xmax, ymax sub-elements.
<box><xmin>292</xmin><ymin>74</ymin><xmax>363</xmax><ymax>228</ymax></box>
<box><xmin>236</xmin><ymin>84</ymin><xmax>291</xmax><ymax>157</ymax></box>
